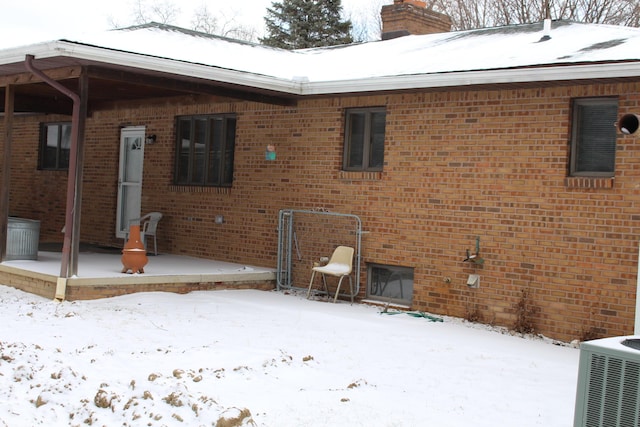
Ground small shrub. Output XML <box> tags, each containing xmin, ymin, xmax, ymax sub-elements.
<box><xmin>513</xmin><ymin>289</ymin><xmax>538</xmax><ymax>334</ymax></box>
<box><xmin>465</xmin><ymin>305</ymin><xmax>481</xmax><ymax>323</ymax></box>
<box><xmin>580</xmin><ymin>326</ymin><xmax>604</xmax><ymax>342</ymax></box>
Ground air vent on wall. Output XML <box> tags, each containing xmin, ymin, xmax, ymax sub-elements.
<box><xmin>574</xmin><ymin>336</ymin><xmax>640</xmax><ymax>427</ymax></box>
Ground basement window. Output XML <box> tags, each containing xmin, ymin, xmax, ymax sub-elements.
<box><xmin>367</xmin><ymin>263</ymin><xmax>413</xmax><ymax>306</ymax></box>
<box><xmin>570</xmin><ymin>97</ymin><xmax>618</xmax><ymax>177</ymax></box>
<box><xmin>343</xmin><ymin>107</ymin><xmax>386</xmax><ymax>172</ymax></box>
<box><xmin>38</xmin><ymin>122</ymin><xmax>71</xmax><ymax>170</ymax></box>
<box><xmin>175</xmin><ymin>114</ymin><xmax>236</xmax><ymax>187</ymax></box>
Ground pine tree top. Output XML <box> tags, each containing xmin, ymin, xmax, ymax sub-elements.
<box><xmin>261</xmin><ymin>0</ymin><xmax>353</xmax><ymax>49</ymax></box>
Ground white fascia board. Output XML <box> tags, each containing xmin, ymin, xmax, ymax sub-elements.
<box><xmin>7</xmin><ymin>41</ymin><xmax>302</xmax><ymax>94</ymax></box>
<box><xmin>0</xmin><ymin>41</ymin><xmax>60</xmax><ymax>65</ymax></box>
<box><xmin>51</xmin><ymin>41</ymin><xmax>303</xmax><ymax>94</ymax></box>
<box><xmin>302</xmin><ymin>62</ymin><xmax>640</xmax><ymax>95</ymax></box>
<box><xmin>5</xmin><ymin>41</ymin><xmax>640</xmax><ymax>97</ymax></box>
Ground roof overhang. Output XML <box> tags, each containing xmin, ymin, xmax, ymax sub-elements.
<box><xmin>0</xmin><ymin>41</ymin><xmax>301</xmax><ymax>114</ymax></box>
<box><xmin>1</xmin><ymin>39</ymin><xmax>640</xmax><ymax>114</ymax></box>
<box><xmin>9</xmin><ymin>40</ymin><xmax>640</xmax><ymax>92</ymax></box>
<box><xmin>303</xmin><ymin>61</ymin><xmax>640</xmax><ymax>95</ymax></box>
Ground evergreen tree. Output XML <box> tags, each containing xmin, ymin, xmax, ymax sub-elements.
<box><xmin>261</xmin><ymin>0</ymin><xmax>353</xmax><ymax>49</ymax></box>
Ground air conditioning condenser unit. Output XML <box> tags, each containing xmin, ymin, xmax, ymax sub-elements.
<box><xmin>574</xmin><ymin>335</ymin><xmax>640</xmax><ymax>427</ymax></box>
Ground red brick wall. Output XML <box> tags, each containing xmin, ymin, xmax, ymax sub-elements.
<box><xmin>3</xmin><ymin>81</ymin><xmax>640</xmax><ymax>341</ymax></box>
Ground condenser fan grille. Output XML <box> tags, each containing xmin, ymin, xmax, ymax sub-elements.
<box><xmin>582</xmin><ymin>353</ymin><xmax>640</xmax><ymax>427</ymax></box>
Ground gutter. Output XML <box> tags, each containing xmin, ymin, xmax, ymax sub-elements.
<box><xmin>303</xmin><ymin>61</ymin><xmax>640</xmax><ymax>95</ymax></box>
<box><xmin>69</xmin><ymin>43</ymin><xmax>640</xmax><ymax>94</ymax></box>
<box><xmin>48</xmin><ymin>41</ymin><xmax>304</xmax><ymax>94</ymax></box>
<box><xmin>8</xmin><ymin>41</ymin><xmax>640</xmax><ymax>99</ymax></box>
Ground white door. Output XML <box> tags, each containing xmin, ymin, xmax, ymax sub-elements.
<box><xmin>116</xmin><ymin>126</ymin><xmax>145</xmax><ymax>239</ymax></box>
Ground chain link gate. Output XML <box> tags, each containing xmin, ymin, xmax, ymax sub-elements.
<box><xmin>277</xmin><ymin>209</ymin><xmax>362</xmax><ymax>300</ymax></box>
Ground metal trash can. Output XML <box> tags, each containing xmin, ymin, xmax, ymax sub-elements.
<box><xmin>6</xmin><ymin>217</ymin><xmax>40</xmax><ymax>260</ymax></box>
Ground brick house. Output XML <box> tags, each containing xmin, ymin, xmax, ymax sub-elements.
<box><xmin>2</xmin><ymin>0</ymin><xmax>640</xmax><ymax>341</ymax></box>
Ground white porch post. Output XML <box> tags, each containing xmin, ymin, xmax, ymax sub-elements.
<box><xmin>635</xmin><ymin>240</ymin><xmax>640</xmax><ymax>334</ymax></box>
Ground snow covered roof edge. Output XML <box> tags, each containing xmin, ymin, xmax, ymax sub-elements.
<box><xmin>2</xmin><ymin>20</ymin><xmax>640</xmax><ymax>95</ymax></box>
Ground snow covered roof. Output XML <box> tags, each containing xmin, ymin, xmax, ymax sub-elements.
<box><xmin>1</xmin><ymin>20</ymin><xmax>640</xmax><ymax>96</ymax></box>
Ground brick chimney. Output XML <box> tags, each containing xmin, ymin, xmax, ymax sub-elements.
<box><xmin>381</xmin><ymin>0</ymin><xmax>452</xmax><ymax>40</ymax></box>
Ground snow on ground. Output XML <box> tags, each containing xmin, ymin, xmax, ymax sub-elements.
<box><xmin>0</xmin><ymin>285</ymin><xmax>579</xmax><ymax>426</ymax></box>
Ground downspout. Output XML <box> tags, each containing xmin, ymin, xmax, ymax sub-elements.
<box><xmin>24</xmin><ymin>55</ymin><xmax>81</xmax><ymax>299</ymax></box>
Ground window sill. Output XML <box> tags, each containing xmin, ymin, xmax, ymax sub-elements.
<box><xmin>564</xmin><ymin>177</ymin><xmax>614</xmax><ymax>189</ymax></box>
<box><xmin>169</xmin><ymin>185</ymin><xmax>231</xmax><ymax>194</ymax></box>
<box><xmin>338</xmin><ymin>171</ymin><xmax>382</xmax><ymax>181</ymax></box>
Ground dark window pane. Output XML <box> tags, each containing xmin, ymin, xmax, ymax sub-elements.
<box><xmin>369</xmin><ymin>112</ymin><xmax>386</xmax><ymax>169</ymax></box>
<box><xmin>367</xmin><ymin>264</ymin><xmax>413</xmax><ymax>305</ymax></box>
<box><xmin>572</xmin><ymin>99</ymin><xmax>617</xmax><ymax>176</ymax></box>
<box><xmin>42</xmin><ymin>125</ymin><xmax>58</xmax><ymax>169</ymax></box>
<box><xmin>40</xmin><ymin>122</ymin><xmax>71</xmax><ymax>170</ymax></box>
<box><xmin>59</xmin><ymin>124</ymin><xmax>71</xmax><ymax>169</ymax></box>
<box><xmin>192</xmin><ymin>118</ymin><xmax>207</xmax><ymax>184</ymax></box>
<box><xmin>347</xmin><ymin>113</ymin><xmax>365</xmax><ymax>168</ymax></box>
<box><xmin>176</xmin><ymin>119</ymin><xmax>191</xmax><ymax>184</ymax></box>
<box><xmin>46</xmin><ymin>125</ymin><xmax>58</xmax><ymax>148</ymax></box>
<box><xmin>344</xmin><ymin>109</ymin><xmax>386</xmax><ymax>172</ymax></box>
<box><xmin>223</xmin><ymin>119</ymin><xmax>236</xmax><ymax>186</ymax></box>
<box><xmin>174</xmin><ymin>115</ymin><xmax>236</xmax><ymax>187</ymax></box>
<box><xmin>575</xmin><ymin>103</ymin><xmax>617</xmax><ymax>173</ymax></box>
<box><xmin>207</xmin><ymin>118</ymin><xmax>223</xmax><ymax>185</ymax></box>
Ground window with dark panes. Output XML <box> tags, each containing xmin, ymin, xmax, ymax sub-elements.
<box><xmin>343</xmin><ymin>108</ymin><xmax>386</xmax><ymax>171</ymax></box>
<box><xmin>570</xmin><ymin>98</ymin><xmax>618</xmax><ymax>177</ymax></box>
<box><xmin>175</xmin><ymin>114</ymin><xmax>236</xmax><ymax>186</ymax></box>
<box><xmin>39</xmin><ymin>122</ymin><xmax>71</xmax><ymax>170</ymax></box>
<box><xmin>367</xmin><ymin>263</ymin><xmax>413</xmax><ymax>305</ymax></box>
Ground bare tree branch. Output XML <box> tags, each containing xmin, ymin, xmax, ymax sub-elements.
<box><xmin>191</xmin><ymin>5</ymin><xmax>220</xmax><ymax>34</ymax></box>
<box><xmin>149</xmin><ymin>1</ymin><xmax>180</xmax><ymax>24</ymax></box>
<box><xmin>110</xmin><ymin>0</ymin><xmax>259</xmax><ymax>41</ymax></box>
<box><xmin>129</xmin><ymin>0</ymin><xmax>179</xmax><ymax>25</ymax></box>
<box><xmin>115</xmin><ymin>0</ymin><xmax>640</xmax><ymax>42</ymax></box>
<box><xmin>433</xmin><ymin>0</ymin><xmax>640</xmax><ymax>30</ymax></box>
<box><xmin>192</xmin><ymin>6</ymin><xmax>259</xmax><ymax>41</ymax></box>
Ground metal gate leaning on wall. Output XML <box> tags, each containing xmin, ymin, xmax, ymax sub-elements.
<box><xmin>277</xmin><ymin>209</ymin><xmax>362</xmax><ymax>300</ymax></box>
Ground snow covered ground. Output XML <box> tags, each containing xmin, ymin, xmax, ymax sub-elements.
<box><xmin>0</xmin><ymin>285</ymin><xmax>579</xmax><ymax>426</ymax></box>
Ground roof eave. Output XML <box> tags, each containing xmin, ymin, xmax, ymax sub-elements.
<box><xmin>303</xmin><ymin>61</ymin><xmax>640</xmax><ymax>95</ymax></box>
<box><xmin>1</xmin><ymin>40</ymin><xmax>304</xmax><ymax>95</ymax></box>
<box><xmin>0</xmin><ymin>41</ymin><xmax>61</xmax><ymax>65</ymax></box>
<box><xmin>3</xmin><ymin>41</ymin><xmax>640</xmax><ymax>98</ymax></box>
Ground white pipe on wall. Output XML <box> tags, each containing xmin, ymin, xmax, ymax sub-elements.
<box><xmin>635</xmin><ymin>241</ymin><xmax>640</xmax><ymax>334</ymax></box>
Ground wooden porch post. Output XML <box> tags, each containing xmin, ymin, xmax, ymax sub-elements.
<box><xmin>68</xmin><ymin>71</ymin><xmax>89</xmax><ymax>276</ymax></box>
<box><xmin>25</xmin><ymin>56</ymin><xmax>89</xmax><ymax>299</ymax></box>
<box><xmin>0</xmin><ymin>85</ymin><xmax>14</xmax><ymax>261</ymax></box>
